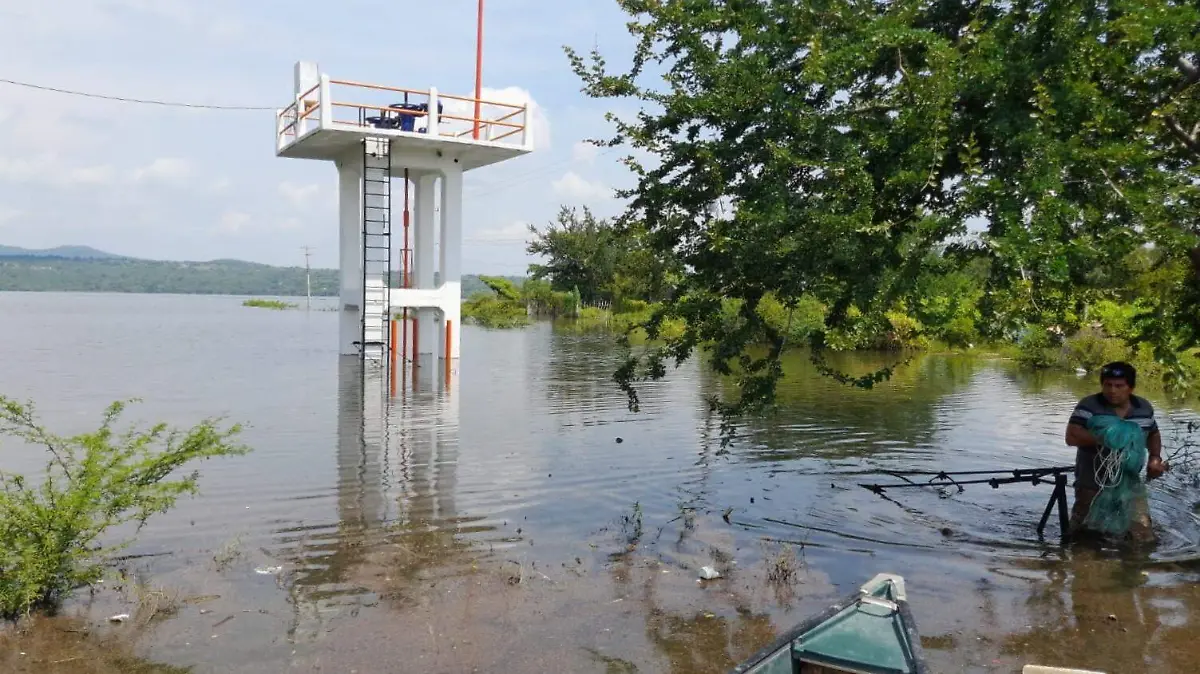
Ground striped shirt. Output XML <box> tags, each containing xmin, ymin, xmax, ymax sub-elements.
<box><xmin>1068</xmin><ymin>393</ymin><xmax>1158</xmax><ymax>490</ymax></box>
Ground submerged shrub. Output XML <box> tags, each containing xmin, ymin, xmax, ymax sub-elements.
<box><xmin>242</xmin><ymin>298</ymin><xmax>295</xmax><ymax>310</ymax></box>
<box><xmin>461</xmin><ymin>293</ymin><xmax>529</xmax><ymax>328</ymax></box>
<box><xmin>1016</xmin><ymin>327</ymin><xmax>1061</xmax><ymax>369</ymax></box>
<box><xmin>0</xmin><ymin>396</ymin><xmax>249</xmax><ymax>619</ymax></box>
<box><xmin>1063</xmin><ymin>327</ymin><xmax>1128</xmax><ymax>372</ymax></box>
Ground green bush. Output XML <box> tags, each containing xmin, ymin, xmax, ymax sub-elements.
<box><xmin>614</xmin><ymin>298</ymin><xmax>650</xmax><ymax>314</ymax></box>
<box><xmin>822</xmin><ymin>305</ymin><xmax>874</xmax><ymax>351</ymax></box>
<box><xmin>1087</xmin><ymin>300</ymin><xmax>1137</xmax><ymax>340</ymax></box>
<box><xmin>575</xmin><ymin>306</ymin><xmax>610</xmax><ymax>325</ymax></box>
<box><xmin>0</xmin><ymin>396</ymin><xmax>248</xmax><ymax>619</ymax></box>
<box><xmin>522</xmin><ymin>282</ymin><xmax>579</xmax><ymax>318</ymax></box>
<box><xmin>1016</xmin><ymin>327</ymin><xmax>1061</xmax><ymax>369</ymax></box>
<box><xmin>938</xmin><ymin>315</ymin><xmax>979</xmax><ymax>348</ymax></box>
<box><xmin>242</xmin><ymin>298</ymin><xmax>295</xmax><ymax>310</ymax></box>
<box><xmin>610</xmin><ymin>306</ymin><xmax>686</xmax><ymax>342</ymax></box>
<box><xmin>757</xmin><ymin>293</ymin><xmax>828</xmax><ymax>344</ymax></box>
<box><xmin>882</xmin><ymin>310</ymin><xmax>930</xmax><ymax>350</ymax></box>
<box><xmin>461</xmin><ymin>293</ymin><xmax>529</xmax><ymax>328</ymax></box>
<box><xmin>1063</xmin><ymin>327</ymin><xmax>1129</xmax><ymax>372</ymax></box>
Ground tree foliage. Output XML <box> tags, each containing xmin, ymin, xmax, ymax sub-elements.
<box><xmin>527</xmin><ymin>206</ymin><xmax>622</xmax><ymax>305</ymax></box>
<box><xmin>0</xmin><ymin>396</ymin><xmax>248</xmax><ymax>619</ymax></box>
<box><xmin>526</xmin><ymin>205</ymin><xmax>682</xmax><ymax>306</ymax></box>
<box><xmin>566</xmin><ymin>0</ymin><xmax>1200</xmax><ymax>433</ymax></box>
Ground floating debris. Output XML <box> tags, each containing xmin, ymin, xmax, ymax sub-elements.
<box><xmin>108</xmin><ymin>613</ymin><xmax>130</xmax><ymax>623</ymax></box>
<box><xmin>698</xmin><ymin>566</ymin><xmax>721</xmax><ymax>580</ymax></box>
<box><xmin>254</xmin><ymin>565</ymin><xmax>283</xmax><ymax>575</ymax></box>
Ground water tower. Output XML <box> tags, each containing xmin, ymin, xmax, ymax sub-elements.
<box><xmin>275</xmin><ymin>61</ymin><xmax>533</xmax><ymax>369</ymax></box>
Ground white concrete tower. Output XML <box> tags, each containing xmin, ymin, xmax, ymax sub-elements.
<box><xmin>276</xmin><ymin>61</ymin><xmax>532</xmax><ymax>369</ymax></box>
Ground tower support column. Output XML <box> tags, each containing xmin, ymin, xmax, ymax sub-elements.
<box><xmin>336</xmin><ymin>154</ymin><xmax>362</xmax><ymax>355</ymax></box>
<box><xmin>439</xmin><ymin>169</ymin><xmax>463</xmax><ymax>361</ymax></box>
<box><xmin>412</xmin><ymin>174</ymin><xmax>439</xmax><ymax>362</ymax></box>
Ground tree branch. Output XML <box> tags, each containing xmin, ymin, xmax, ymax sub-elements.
<box><xmin>1165</xmin><ymin>115</ymin><xmax>1200</xmax><ymax>157</ymax></box>
<box><xmin>1178</xmin><ymin>55</ymin><xmax>1199</xmax><ymax>87</ymax></box>
<box><xmin>1</xmin><ymin>401</ymin><xmax>74</xmax><ymax>481</ymax></box>
<box><xmin>1099</xmin><ymin>167</ymin><xmax>1127</xmax><ymax>201</ymax></box>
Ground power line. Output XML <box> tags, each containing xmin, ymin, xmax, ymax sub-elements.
<box><xmin>464</xmin><ymin>145</ymin><xmax>620</xmax><ymax>199</ymax></box>
<box><xmin>0</xmin><ymin>77</ymin><xmax>275</xmax><ymax>111</ymax></box>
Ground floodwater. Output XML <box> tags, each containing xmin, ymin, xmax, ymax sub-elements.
<box><xmin>2</xmin><ymin>291</ymin><xmax>1200</xmax><ymax>673</ymax></box>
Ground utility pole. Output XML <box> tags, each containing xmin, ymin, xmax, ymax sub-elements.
<box><xmin>301</xmin><ymin>245</ymin><xmax>313</xmax><ymax>310</ymax></box>
<box><xmin>473</xmin><ymin>0</ymin><xmax>484</xmax><ymax>139</ymax></box>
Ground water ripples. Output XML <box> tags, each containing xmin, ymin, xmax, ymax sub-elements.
<box><xmin>6</xmin><ymin>294</ymin><xmax>1200</xmax><ymax>672</ymax></box>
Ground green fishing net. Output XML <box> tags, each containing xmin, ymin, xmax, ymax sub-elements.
<box><xmin>1082</xmin><ymin>415</ymin><xmax>1149</xmax><ymax>537</ymax></box>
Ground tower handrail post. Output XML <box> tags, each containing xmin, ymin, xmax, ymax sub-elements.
<box><xmin>428</xmin><ymin>87</ymin><xmax>440</xmax><ymax>136</ymax></box>
<box><xmin>319</xmin><ymin>74</ymin><xmax>332</xmax><ymax>130</ymax></box>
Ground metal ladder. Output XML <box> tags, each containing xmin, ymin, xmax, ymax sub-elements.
<box><xmin>360</xmin><ymin>137</ymin><xmax>392</xmax><ymax>363</ymax></box>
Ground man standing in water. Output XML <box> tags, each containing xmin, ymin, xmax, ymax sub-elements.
<box><xmin>1065</xmin><ymin>361</ymin><xmax>1165</xmax><ymax>542</ymax></box>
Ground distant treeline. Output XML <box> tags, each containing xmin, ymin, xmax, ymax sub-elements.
<box><xmin>0</xmin><ymin>255</ymin><xmax>517</xmax><ymax>299</ymax></box>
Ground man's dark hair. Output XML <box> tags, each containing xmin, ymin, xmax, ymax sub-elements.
<box><xmin>1100</xmin><ymin>361</ymin><xmax>1136</xmax><ymax>388</ymax></box>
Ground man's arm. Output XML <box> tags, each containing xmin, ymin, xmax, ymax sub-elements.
<box><xmin>1066</xmin><ymin>402</ymin><xmax>1097</xmax><ymax>448</ymax></box>
<box><xmin>1147</xmin><ymin>427</ymin><xmax>1166</xmax><ymax>479</ymax></box>
<box><xmin>1066</xmin><ymin>423</ymin><xmax>1097</xmax><ymax>448</ymax></box>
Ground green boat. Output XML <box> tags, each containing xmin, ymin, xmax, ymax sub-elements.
<box><xmin>730</xmin><ymin>573</ymin><xmax>928</xmax><ymax>674</ymax></box>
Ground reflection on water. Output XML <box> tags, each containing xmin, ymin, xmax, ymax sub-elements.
<box><xmin>2</xmin><ymin>292</ymin><xmax>1200</xmax><ymax>672</ymax></box>
<box><xmin>997</xmin><ymin>552</ymin><xmax>1200</xmax><ymax>672</ymax></box>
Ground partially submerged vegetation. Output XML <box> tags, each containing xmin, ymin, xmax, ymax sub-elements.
<box><xmin>0</xmin><ymin>396</ymin><xmax>248</xmax><ymax>620</ymax></box>
<box><xmin>242</xmin><ymin>298</ymin><xmax>295</xmax><ymax>310</ymax></box>
<box><xmin>465</xmin><ymin>206</ymin><xmax>1199</xmax><ymax>389</ymax></box>
<box><xmin>461</xmin><ymin>276</ymin><xmax>534</xmax><ymax>328</ymax></box>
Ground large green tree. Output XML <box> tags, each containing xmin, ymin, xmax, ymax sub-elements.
<box><xmin>527</xmin><ymin>205</ymin><xmax>681</xmax><ymax>305</ymax></box>
<box><xmin>526</xmin><ymin>206</ymin><xmax>622</xmax><ymax>304</ymax></box>
<box><xmin>566</xmin><ymin>0</ymin><xmax>1200</xmax><ymax>430</ymax></box>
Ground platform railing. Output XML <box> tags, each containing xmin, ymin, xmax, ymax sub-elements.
<box><xmin>276</xmin><ymin>75</ymin><xmax>530</xmax><ymax>151</ymax></box>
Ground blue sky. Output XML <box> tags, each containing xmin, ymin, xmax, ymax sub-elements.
<box><xmin>0</xmin><ymin>0</ymin><xmax>641</xmax><ymax>274</ymax></box>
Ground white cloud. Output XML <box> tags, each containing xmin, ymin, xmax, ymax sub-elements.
<box><xmin>0</xmin><ymin>155</ymin><xmax>117</xmax><ymax>186</ymax></box>
<box><xmin>0</xmin><ymin>106</ymin><xmax>92</xmax><ymax>154</ymax></box>
<box><xmin>552</xmin><ymin>171</ymin><xmax>612</xmax><ymax>203</ymax></box>
<box><xmin>0</xmin><ymin>154</ymin><xmax>199</xmax><ymax>188</ymax></box>
<box><xmin>467</xmin><ymin>221</ymin><xmax>532</xmax><ymax>243</ymax></box>
<box><xmin>73</xmin><ymin>165</ymin><xmax>119</xmax><ymax>185</ymax></box>
<box><xmin>0</xmin><ymin>99</ymin><xmax>105</xmax><ymax>155</ymax></box>
<box><xmin>216</xmin><ymin>212</ymin><xmax>308</xmax><ymax>236</ymax></box>
<box><xmin>2</xmin><ymin>0</ymin><xmax>244</xmax><ymax>41</ymax></box>
<box><xmin>130</xmin><ymin>157</ymin><xmax>192</xmax><ymax>184</ymax></box>
<box><xmin>571</xmin><ymin>141</ymin><xmax>599</xmax><ymax>164</ymax></box>
<box><xmin>0</xmin><ymin>207</ymin><xmax>22</xmax><ymax>226</ymax></box>
<box><xmin>217</xmin><ymin>211</ymin><xmax>251</xmax><ymax>234</ymax></box>
<box><xmin>439</xmin><ymin>86</ymin><xmax>552</xmax><ymax>150</ymax></box>
<box><xmin>208</xmin><ymin>18</ymin><xmax>245</xmax><ymax>40</ymax></box>
<box><xmin>278</xmin><ymin>181</ymin><xmax>323</xmax><ymax>208</ymax></box>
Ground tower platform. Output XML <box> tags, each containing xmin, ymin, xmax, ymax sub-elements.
<box><xmin>275</xmin><ymin>67</ymin><xmax>533</xmax><ymax>169</ymax></box>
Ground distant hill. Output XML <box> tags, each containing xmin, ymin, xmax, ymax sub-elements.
<box><xmin>0</xmin><ymin>245</ymin><xmax>123</xmax><ymax>259</ymax></box>
<box><xmin>0</xmin><ymin>246</ymin><xmax>522</xmax><ymax>298</ymax></box>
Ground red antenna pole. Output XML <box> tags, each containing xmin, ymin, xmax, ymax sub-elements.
<box><xmin>473</xmin><ymin>0</ymin><xmax>484</xmax><ymax>140</ymax></box>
